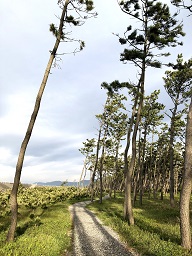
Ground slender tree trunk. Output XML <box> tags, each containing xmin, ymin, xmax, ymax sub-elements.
<box><xmin>125</xmin><ymin>103</ymin><xmax>142</xmax><ymax>224</ymax></box>
<box><xmin>170</xmin><ymin>95</ymin><xmax>179</xmax><ymax>207</ymax></box>
<box><xmin>124</xmin><ymin>80</ymin><xmax>145</xmax><ymax>225</ymax></box>
<box><xmin>180</xmin><ymin>96</ymin><xmax>192</xmax><ymax>249</ymax></box>
<box><xmin>133</xmin><ymin>129</ymin><xmax>141</xmax><ymax>206</ymax></box>
<box><xmin>99</xmin><ymin>161</ymin><xmax>103</xmax><ymax>204</ymax></box>
<box><xmin>124</xmin><ymin>85</ymin><xmax>140</xmax><ymax>222</ymax></box>
<box><xmin>133</xmin><ymin>169</ymin><xmax>139</xmax><ymax>206</ymax></box>
<box><xmin>99</xmin><ymin>123</ymin><xmax>108</xmax><ymax>204</ymax></box>
<box><xmin>6</xmin><ymin>1</ymin><xmax>69</xmax><ymax>242</ymax></box>
<box><xmin>91</xmin><ymin>127</ymin><xmax>102</xmax><ymax>202</ymax></box>
<box><xmin>79</xmin><ymin>159</ymin><xmax>87</xmax><ymax>187</ymax></box>
<box><xmin>139</xmin><ymin>127</ymin><xmax>147</xmax><ymax>206</ymax></box>
<box><xmin>114</xmin><ymin>143</ymin><xmax>119</xmax><ymax>194</ymax></box>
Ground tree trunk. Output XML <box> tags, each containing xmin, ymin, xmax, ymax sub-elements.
<box><xmin>6</xmin><ymin>0</ymin><xmax>69</xmax><ymax>242</ymax></box>
<box><xmin>169</xmin><ymin>94</ymin><xmax>179</xmax><ymax>207</ymax></box>
<box><xmin>79</xmin><ymin>159</ymin><xmax>86</xmax><ymax>187</ymax></box>
<box><xmin>180</xmin><ymin>96</ymin><xmax>192</xmax><ymax>249</ymax></box>
<box><xmin>133</xmin><ymin>129</ymin><xmax>141</xmax><ymax>206</ymax></box>
<box><xmin>91</xmin><ymin>127</ymin><xmax>102</xmax><ymax>202</ymax></box>
<box><xmin>99</xmin><ymin>168</ymin><xmax>103</xmax><ymax>204</ymax></box>
<box><xmin>139</xmin><ymin>127</ymin><xmax>147</xmax><ymax>206</ymax></box>
<box><xmin>99</xmin><ymin>125</ymin><xmax>108</xmax><ymax>204</ymax></box>
<box><xmin>124</xmin><ymin>85</ymin><xmax>140</xmax><ymax>223</ymax></box>
<box><xmin>133</xmin><ymin>169</ymin><xmax>139</xmax><ymax>206</ymax></box>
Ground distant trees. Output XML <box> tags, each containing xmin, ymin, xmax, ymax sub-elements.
<box><xmin>6</xmin><ymin>0</ymin><xmax>96</xmax><ymax>242</ymax></box>
<box><xmin>135</xmin><ymin>90</ymin><xmax>165</xmax><ymax>205</ymax></box>
<box><xmin>79</xmin><ymin>90</ymin><xmax>127</xmax><ymax>202</ymax></box>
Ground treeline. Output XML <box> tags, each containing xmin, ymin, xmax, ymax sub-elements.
<box><xmin>80</xmin><ymin>85</ymin><xmax>188</xmax><ymax>203</ymax></box>
<box><xmin>79</xmin><ymin>0</ymin><xmax>192</xmax><ymax>250</ymax></box>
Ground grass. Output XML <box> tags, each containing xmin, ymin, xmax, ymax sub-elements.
<box><xmin>87</xmin><ymin>194</ymin><xmax>192</xmax><ymax>256</ymax></box>
<box><xmin>1</xmin><ymin>191</ymin><xmax>192</xmax><ymax>255</ymax></box>
<box><xmin>0</xmin><ymin>201</ymin><xmax>73</xmax><ymax>256</ymax></box>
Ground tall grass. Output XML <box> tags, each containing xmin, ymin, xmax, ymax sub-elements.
<box><xmin>87</xmin><ymin>194</ymin><xmax>192</xmax><ymax>256</ymax></box>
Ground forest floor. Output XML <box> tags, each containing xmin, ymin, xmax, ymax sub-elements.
<box><xmin>69</xmin><ymin>200</ymin><xmax>139</xmax><ymax>256</ymax></box>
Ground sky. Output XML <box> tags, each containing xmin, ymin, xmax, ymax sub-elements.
<box><xmin>0</xmin><ymin>0</ymin><xmax>191</xmax><ymax>184</ymax></box>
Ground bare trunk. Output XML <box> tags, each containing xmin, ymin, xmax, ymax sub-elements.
<box><xmin>133</xmin><ymin>170</ymin><xmax>139</xmax><ymax>206</ymax></box>
<box><xmin>180</xmin><ymin>96</ymin><xmax>192</xmax><ymax>249</ymax></box>
<box><xmin>133</xmin><ymin>129</ymin><xmax>141</xmax><ymax>206</ymax></box>
<box><xmin>91</xmin><ymin>127</ymin><xmax>102</xmax><ymax>202</ymax></box>
<box><xmin>124</xmin><ymin>171</ymin><xmax>134</xmax><ymax>225</ymax></box>
<box><xmin>125</xmin><ymin>96</ymin><xmax>143</xmax><ymax>225</ymax></box>
<box><xmin>170</xmin><ymin>94</ymin><xmax>179</xmax><ymax>207</ymax></box>
<box><xmin>99</xmin><ymin>168</ymin><xmax>103</xmax><ymax>204</ymax></box>
<box><xmin>6</xmin><ymin>0</ymin><xmax>69</xmax><ymax>242</ymax></box>
<box><xmin>139</xmin><ymin>127</ymin><xmax>147</xmax><ymax>206</ymax></box>
<box><xmin>79</xmin><ymin>159</ymin><xmax>87</xmax><ymax>187</ymax></box>
<box><xmin>99</xmin><ymin>124</ymin><xmax>108</xmax><ymax>204</ymax></box>
<box><xmin>124</xmin><ymin>84</ymin><xmax>140</xmax><ymax>222</ymax></box>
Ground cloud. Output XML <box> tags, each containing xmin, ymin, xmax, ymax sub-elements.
<box><xmin>0</xmin><ymin>0</ymin><xmax>191</xmax><ymax>184</ymax></box>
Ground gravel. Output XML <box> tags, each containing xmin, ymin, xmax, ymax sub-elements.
<box><xmin>69</xmin><ymin>200</ymin><xmax>138</xmax><ymax>256</ymax></box>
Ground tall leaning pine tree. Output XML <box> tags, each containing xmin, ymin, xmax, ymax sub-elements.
<box><xmin>117</xmin><ymin>0</ymin><xmax>184</xmax><ymax>225</ymax></box>
<box><xmin>171</xmin><ymin>0</ymin><xmax>192</xmax><ymax>249</ymax></box>
<box><xmin>6</xmin><ymin>0</ymin><xmax>96</xmax><ymax>242</ymax></box>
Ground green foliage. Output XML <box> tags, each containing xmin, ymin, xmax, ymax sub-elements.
<box><xmin>78</xmin><ymin>0</ymin><xmax>94</xmax><ymax>11</ymax></box>
<box><xmin>0</xmin><ymin>202</ymin><xmax>72</xmax><ymax>256</ymax></box>
<box><xmin>0</xmin><ymin>186</ymin><xmax>90</xmax><ymax>255</ymax></box>
<box><xmin>85</xmin><ymin>0</ymin><xmax>94</xmax><ymax>11</ymax></box>
<box><xmin>171</xmin><ymin>0</ymin><xmax>192</xmax><ymax>12</ymax></box>
<box><xmin>164</xmin><ymin>54</ymin><xmax>192</xmax><ymax>103</ymax></box>
<box><xmin>87</xmin><ymin>195</ymin><xmax>192</xmax><ymax>256</ymax></box>
<box><xmin>49</xmin><ymin>0</ymin><xmax>96</xmax><ymax>55</ymax></box>
<box><xmin>66</xmin><ymin>15</ymin><xmax>79</xmax><ymax>26</ymax></box>
<box><xmin>118</xmin><ymin>0</ymin><xmax>185</xmax><ymax>68</ymax></box>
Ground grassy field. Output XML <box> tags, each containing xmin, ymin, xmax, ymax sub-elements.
<box><xmin>87</xmin><ymin>194</ymin><xmax>192</xmax><ymax>256</ymax></box>
<box><xmin>0</xmin><ymin>185</ymin><xmax>91</xmax><ymax>256</ymax></box>
<box><xmin>0</xmin><ymin>201</ymin><xmax>73</xmax><ymax>256</ymax></box>
<box><xmin>1</xmin><ymin>190</ymin><xmax>192</xmax><ymax>256</ymax></box>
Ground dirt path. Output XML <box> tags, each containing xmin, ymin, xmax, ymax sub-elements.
<box><xmin>69</xmin><ymin>201</ymin><xmax>137</xmax><ymax>256</ymax></box>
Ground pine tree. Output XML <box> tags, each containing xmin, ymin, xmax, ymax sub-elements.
<box><xmin>171</xmin><ymin>1</ymin><xmax>192</xmax><ymax>248</ymax></box>
<box><xmin>117</xmin><ymin>0</ymin><xmax>184</xmax><ymax>224</ymax></box>
<box><xmin>6</xmin><ymin>0</ymin><xmax>96</xmax><ymax>242</ymax></box>
<box><xmin>163</xmin><ymin>54</ymin><xmax>192</xmax><ymax>207</ymax></box>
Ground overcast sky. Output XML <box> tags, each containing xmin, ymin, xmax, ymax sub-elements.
<box><xmin>0</xmin><ymin>0</ymin><xmax>191</xmax><ymax>184</ymax></box>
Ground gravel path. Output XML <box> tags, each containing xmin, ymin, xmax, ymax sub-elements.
<box><xmin>69</xmin><ymin>201</ymin><xmax>138</xmax><ymax>256</ymax></box>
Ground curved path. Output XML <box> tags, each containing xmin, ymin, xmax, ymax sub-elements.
<box><xmin>69</xmin><ymin>201</ymin><xmax>138</xmax><ymax>256</ymax></box>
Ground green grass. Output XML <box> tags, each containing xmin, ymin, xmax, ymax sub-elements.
<box><xmin>0</xmin><ymin>201</ymin><xmax>73</xmax><ymax>256</ymax></box>
<box><xmin>87</xmin><ymin>194</ymin><xmax>192</xmax><ymax>256</ymax></box>
<box><xmin>0</xmin><ymin>186</ymin><xmax>91</xmax><ymax>255</ymax></box>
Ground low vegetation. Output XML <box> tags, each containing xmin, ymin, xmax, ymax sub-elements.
<box><xmin>1</xmin><ymin>186</ymin><xmax>192</xmax><ymax>255</ymax></box>
<box><xmin>87</xmin><ymin>194</ymin><xmax>192</xmax><ymax>256</ymax></box>
<box><xmin>0</xmin><ymin>185</ymin><xmax>89</xmax><ymax>256</ymax></box>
